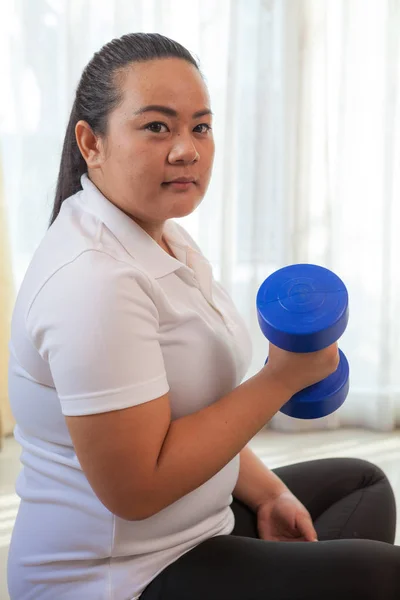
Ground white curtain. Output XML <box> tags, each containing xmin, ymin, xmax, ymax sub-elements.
<box><xmin>1</xmin><ymin>0</ymin><xmax>399</xmax><ymax>431</ymax></box>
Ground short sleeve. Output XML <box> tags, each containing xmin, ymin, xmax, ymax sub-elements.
<box><xmin>26</xmin><ymin>251</ymin><xmax>169</xmax><ymax>416</ymax></box>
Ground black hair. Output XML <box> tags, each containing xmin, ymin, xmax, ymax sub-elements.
<box><xmin>49</xmin><ymin>32</ymin><xmax>200</xmax><ymax>227</ymax></box>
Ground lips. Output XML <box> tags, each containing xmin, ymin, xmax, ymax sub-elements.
<box><xmin>163</xmin><ymin>180</ymin><xmax>196</xmax><ymax>184</ymax></box>
<box><xmin>163</xmin><ymin>182</ymin><xmax>195</xmax><ymax>191</ymax></box>
<box><xmin>163</xmin><ymin>175</ymin><xmax>197</xmax><ymax>183</ymax></box>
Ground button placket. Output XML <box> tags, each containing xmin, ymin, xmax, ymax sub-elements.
<box><xmin>168</xmin><ymin>240</ymin><xmax>236</xmax><ymax>336</ymax></box>
<box><xmin>164</xmin><ymin>225</ymin><xmax>248</xmax><ymax>378</ymax></box>
<box><xmin>189</xmin><ymin>252</ymin><xmax>239</xmax><ymax>336</ymax></box>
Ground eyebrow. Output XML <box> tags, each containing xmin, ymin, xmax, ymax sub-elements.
<box><xmin>133</xmin><ymin>105</ymin><xmax>213</xmax><ymax>119</ymax></box>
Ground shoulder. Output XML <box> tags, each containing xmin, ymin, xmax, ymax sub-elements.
<box><xmin>25</xmin><ymin>249</ymin><xmax>156</xmax><ymax>328</ymax></box>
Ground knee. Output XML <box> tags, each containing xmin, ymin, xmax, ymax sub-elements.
<box><xmin>342</xmin><ymin>457</ymin><xmax>390</xmax><ymax>486</ymax></box>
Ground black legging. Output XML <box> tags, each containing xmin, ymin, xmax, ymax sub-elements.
<box><xmin>141</xmin><ymin>457</ymin><xmax>400</xmax><ymax>599</ymax></box>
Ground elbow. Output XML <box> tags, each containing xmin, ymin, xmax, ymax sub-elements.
<box><xmin>110</xmin><ymin>505</ymin><xmax>154</xmax><ymax>522</ymax></box>
<box><xmin>117</xmin><ymin>512</ymin><xmax>152</xmax><ymax>522</ymax></box>
<box><xmin>108</xmin><ymin>492</ymin><xmax>164</xmax><ymax>522</ymax></box>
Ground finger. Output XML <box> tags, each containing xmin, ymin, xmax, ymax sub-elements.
<box><xmin>297</xmin><ymin>513</ymin><xmax>318</xmax><ymax>542</ymax></box>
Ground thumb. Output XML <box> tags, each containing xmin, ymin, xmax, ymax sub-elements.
<box><xmin>297</xmin><ymin>512</ymin><xmax>318</xmax><ymax>542</ymax></box>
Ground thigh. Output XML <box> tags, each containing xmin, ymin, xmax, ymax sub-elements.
<box><xmin>141</xmin><ymin>533</ymin><xmax>400</xmax><ymax>600</ymax></box>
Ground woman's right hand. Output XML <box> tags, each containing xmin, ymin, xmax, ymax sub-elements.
<box><xmin>262</xmin><ymin>342</ymin><xmax>340</xmax><ymax>398</ymax></box>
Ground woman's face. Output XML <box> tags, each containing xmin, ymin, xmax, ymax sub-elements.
<box><xmin>89</xmin><ymin>58</ymin><xmax>215</xmax><ymax>228</ymax></box>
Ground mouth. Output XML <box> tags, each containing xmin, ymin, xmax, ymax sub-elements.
<box><xmin>162</xmin><ymin>180</ymin><xmax>197</xmax><ymax>190</ymax></box>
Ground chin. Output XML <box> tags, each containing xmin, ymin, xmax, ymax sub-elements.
<box><xmin>168</xmin><ymin>199</ymin><xmax>202</xmax><ymax>219</ymax></box>
<box><xmin>171</xmin><ymin>206</ymin><xmax>197</xmax><ymax>219</ymax></box>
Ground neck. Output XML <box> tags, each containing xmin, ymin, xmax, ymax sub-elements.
<box><xmin>133</xmin><ymin>218</ymin><xmax>165</xmax><ymax>245</ymax></box>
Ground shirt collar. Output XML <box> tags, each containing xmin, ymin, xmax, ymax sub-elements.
<box><xmin>79</xmin><ymin>173</ymin><xmax>191</xmax><ymax>279</ymax></box>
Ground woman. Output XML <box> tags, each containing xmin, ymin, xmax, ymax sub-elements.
<box><xmin>7</xmin><ymin>32</ymin><xmax>400</xmax><ymax>600</ymax></box>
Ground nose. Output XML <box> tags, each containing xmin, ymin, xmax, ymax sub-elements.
<box><xmin>168</xmin><ymin>133</ymin><xmax>199</xmax><ymax>164</ymax></box>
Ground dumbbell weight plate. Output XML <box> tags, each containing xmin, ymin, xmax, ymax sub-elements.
<box><xmin>257</xmin><ymin>264</ymin><xmax>349</xmax><ymax>353</ymax></box>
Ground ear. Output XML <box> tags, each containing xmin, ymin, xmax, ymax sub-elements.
<box><xmin>75</xmin><ymin>120</ymin><xmax>104</xmax><ymax>169</ymax></box>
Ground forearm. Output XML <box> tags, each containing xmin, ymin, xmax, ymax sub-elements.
<box><xmin>151</xmin><ymin>370</ymin><xmax>291</xmax><ymax>515</ymax></box>
<box><xmin>233</xmin><ymin>445</ymin><xmax>288</xmax><ymax>511</ymax></box>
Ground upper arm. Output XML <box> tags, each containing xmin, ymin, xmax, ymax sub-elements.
<box><xmin>27</xmin><ymin>252</ymin><xmax>171</xmax><ymax>519</ymax></box>
<box><xmin>65</xmin><ymin>392</ymin><xmax>171</xmax><ymax>520</ymax></box>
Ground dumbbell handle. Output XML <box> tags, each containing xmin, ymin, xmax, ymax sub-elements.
<box><xmin>264</xmin><ymin>349</ymin><xmax>350</xmax><ymax>420</ymax></box>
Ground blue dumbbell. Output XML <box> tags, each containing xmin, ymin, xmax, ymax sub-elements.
<box><xmin>256</xmin><ymin>264</ymin><xmax>349</xmax><ymax>419</ymax></box>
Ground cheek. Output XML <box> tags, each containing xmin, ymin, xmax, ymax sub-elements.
<box><xmin>113</xmin><ymin>142</ymin><xmax>155</xmax><ymax>177</ymax></box>
<box><xmin>202</xmin><ymin>142</ymin><xmax>215</xmax><ymax>168</ymax></box>
<box><xmin>201</xmin><ymin>152</ymin><xmax>214</xmax><ymax>180</ymax></box>
<box><xmin>124</xmin><ymin>154</ymin><xmax>166</xmax><ymax>194</ymax></box>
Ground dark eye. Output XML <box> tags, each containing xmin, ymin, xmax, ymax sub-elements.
<box><xmin>194</xmin><ymin>123</ymin><xmax>212</xmax><ymax>134</ymax></box>
<box><xmin>145</xmin><ymin>122</ymin><xmax>169</xmax><ymax>133</ymax></box>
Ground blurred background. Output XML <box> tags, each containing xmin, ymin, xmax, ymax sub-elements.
<box><xmin>0</xmin><ymin>0</ymin><xmax>400</xmax><ymax>595</ymax></box>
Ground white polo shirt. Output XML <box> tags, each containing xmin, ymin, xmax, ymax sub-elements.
<box><xmin>7</xmin><ymin>174</ymin><xmax>253</xmax><ymax>600</ymax></box>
